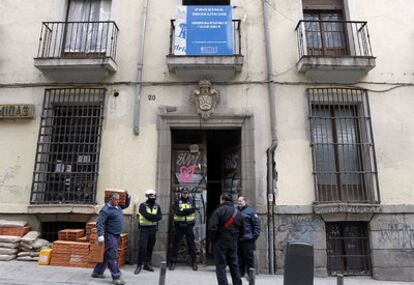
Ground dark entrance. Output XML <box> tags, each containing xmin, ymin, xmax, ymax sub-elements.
<box><xmin>170</xmin><ymin>129</ymin><xmax>241</xmax><ymax>264</ymax></box>
<box><xmin>326</xmin><ymin>222</ymin><xmax>371</xmax><ymax>276</ymax></box>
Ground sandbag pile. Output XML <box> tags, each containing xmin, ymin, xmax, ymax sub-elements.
<box><xmin>0</xmin><ymin>235</ymin><xmax>20</xmax><ymax>261</ymax></box>
<box><xmin>17</xmin><ymin>231</ymin><xmax>50</xmax><ymax>261</ymax></box>
<box><xmin>0</xmin><ymin>220</ymin><xmax>32</xmax><ymax>261</ymax></box>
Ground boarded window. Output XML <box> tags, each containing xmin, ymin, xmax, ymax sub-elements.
<box><xmin>31</xmin><ymin>88</ymin><xmax>105</xmax><ymax>204</ymax></box>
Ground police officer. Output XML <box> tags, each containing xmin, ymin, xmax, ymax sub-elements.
<box><xmin>237</xmin><ymin>196</ymin><xmax>261</xmax><ymax>278</ymax></box>
<box><xmin>208</xmin><ymin>193</ymin><xmax>243</xmax><ymax>285</ymax></box>
<box><xmin>134</xmin><ymin>189</ymin><xmax>162</xmax><ymax>275</ymax></box>
<box><xmin>168</xmin><ymin>188</ymin><xmax>198</xmax><ymax>271</ymax></box>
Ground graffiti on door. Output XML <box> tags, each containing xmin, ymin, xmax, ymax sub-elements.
<box><xmin>172</xmin><ymin>149</ymin><xmax>207</xmax><ymax>262</ymax></box>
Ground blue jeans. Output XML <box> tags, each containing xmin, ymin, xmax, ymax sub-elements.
<box><xmin>92</xmin><ymin>233</ymin><xmax>121</xmax><ymax>280</ymax></box>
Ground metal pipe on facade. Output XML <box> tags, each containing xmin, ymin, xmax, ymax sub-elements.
<box><xmin>262</xmin><ymin>0</ymin><xmax>278</xmax><ymax>275</ymax></box>
<box><xmin>133</xmin><ymin>0</ymin><xmax>149</xmax><ymax>135</ymax></box>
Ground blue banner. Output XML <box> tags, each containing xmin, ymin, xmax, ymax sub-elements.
<box><xmin>185</xmin><ymin>6</ymin><xmax>233</xmax><ymax>56</ymax></box>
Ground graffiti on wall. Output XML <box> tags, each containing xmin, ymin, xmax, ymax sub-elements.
<box><xmin>378</xmin><ymin>222</ymin><xmax>414</xmax><ymax>250</ymax></box>
<box><xmin>0</xmin><ymin>165</ymin><xmax>21</xmax><ymax>193</ymax></box>
<box><xmin>277</xmin><ymin>216</ymin><xmax>324</xmax><ymax>249</ymax></box>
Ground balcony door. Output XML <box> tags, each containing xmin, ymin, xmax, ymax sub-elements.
<box><xmin>64</xmin><ymin>0</ymin><xmax>111</xmax><ymax>57</ymax></box>
<box><xmin>304</xmin><ymin>11</ymin><xmax>347</xmax><ymax>56</ymax></box>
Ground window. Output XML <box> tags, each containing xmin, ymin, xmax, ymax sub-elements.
<box><xmin>308</xmin><ymin>88</ymin><xmax>379</xmax><ymax>203</ymax></box>
<box><xmin>302</xmin><ymin>0</ymin><xmax>347</xmax><ymax>56</ymax></box>
<box><xmin>31</xmin><ymin>88</ymin><xmax>105</xmax><ymax>204</ymax></box>
<box><xmin>326</xmin><ymin>222</ymin><xmax>371</xmax><ymax>275</ymax></box>
<box><xmin>64</xmin><ymin>0</ymin><xmax>112</xmax><ymax>56</ymax></box>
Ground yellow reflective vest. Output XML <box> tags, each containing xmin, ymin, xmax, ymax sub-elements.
<box><xmin>173</xmin><ymin>200</ymin><xmax>195</xmax><ymax>222</ymax></box>
<box><xmin>138</xmin><ymin>205</ymin><xmax>159</xmax><ymax>226</ymax></box>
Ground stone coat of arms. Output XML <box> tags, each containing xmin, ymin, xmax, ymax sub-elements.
<box><xmin>191</xmin><ymin>80</ymin><xmax>220</xmax><ymax>120</ymax></box>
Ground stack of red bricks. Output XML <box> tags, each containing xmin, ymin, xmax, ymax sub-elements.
<box><xmin>104</xmin><ymin>189</ymin><xmax>127</xmax><ymax>207</ymax></box>
<box><xmin>50</xmin><ymin>223</ymin><xmax>127</xmax><ymax>268</ymax></box>
<box><xmin>0</xmin><ymin>226</ymin><xmax>31</xmax><ymax>237</ymax></box>
<box><xmin>50</xmin><ymin>240</ymin><xmax>91</xmax><ymax>267</ymax></box>
<box><xmin>58</xmin><ymin>229</ymin><xmax>85</xmax><ymax>241</ymax></box>
<box><xmin>89</xmin><ymin>227</ymin><xmax>104</xmax><ymax>264</ymax></box>
<box><xmin>118</xmin><ymin>233</ymin><xmax>128</xmax><ymax>267</ymax></box>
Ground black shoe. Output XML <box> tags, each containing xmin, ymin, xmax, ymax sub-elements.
<box><xmin>168</xmin><ymin>262</ymin><xmax>176</xmax><ymax>271</ymax></box>
<box><xmin>191</xmin><ymin>261</ymin><xmax>198</xmax><ymax>271</ymax></box>
<box><xmin>143</xmin><ymin>263</ymin><xmax>154</xmax><ymax>272</ymax></box>
<box><xmin>91</xmin><ymin>272</ymin><xmax>105</xmax><ymax>278</ymax></box>
<box><xmin>134</xmin><ymin>265</ymin><xmax>142</xmax><ymax>275</ymax></box>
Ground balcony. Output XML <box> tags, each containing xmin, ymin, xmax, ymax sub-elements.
<box><xmin>34</xmin><ymin>21</ymin><xmax>119</xmax><ymax>82</ymax></box>
<box><xmin>296</xmin><ymin>20</ymin><xmax>376</xmax><ymax>83</ymax></box>
<box><xmin>166</xmin><ymin>20</ymin><xmax>243</xmax><ymax>81</ymax></box>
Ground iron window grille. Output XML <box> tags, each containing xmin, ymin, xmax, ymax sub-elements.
<box><xmin>31</xmin><ymin>88</ymin><xmax>105</xmax><ymax>204</ymax></box>
<box><xmin>308</xmin><ymin>88</ymin><xmax>380</xmax><ymax>203</ymax></box>
<box><xmin>326</xmin><ymin>222</ymin><xmax>371</xmax><ymax>276</ymax></box>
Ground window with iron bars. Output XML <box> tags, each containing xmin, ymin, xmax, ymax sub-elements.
<box><xmin>31</xmin><ymin>88</ymin><xmax>105</xmax><ymax>204</ymax></box>
<box><xmin>308</xmin><ymin>88</ymin><xmax>379</xmax><ymax>203</ymax></box>
<box><xmin>326</xmin><ymin>222</ymin><xmax>371</xmax><ymax>275</ymax></box>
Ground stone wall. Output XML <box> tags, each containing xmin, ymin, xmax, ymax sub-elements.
<box><xmin>274</xmin><ymin>214</ymin><xmax>327</xmax><ymax>276</ymax></box>
<box><xmin>371</xmin><ymin>213</ymin><xmax>414</xmax><ymax>282</ymax></box>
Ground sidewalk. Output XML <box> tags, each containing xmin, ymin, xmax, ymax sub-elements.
<box><xmin>0</xmin><ymin>261</ymin><xmax>412</xmax><ymax>285</ymax></box>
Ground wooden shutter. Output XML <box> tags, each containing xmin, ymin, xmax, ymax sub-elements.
<box><xmin>302</xmin><ymin>0</ymin><xmax>343</xmax><ymax>10</ymax></box>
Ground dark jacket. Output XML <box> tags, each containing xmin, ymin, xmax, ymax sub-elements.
<box><xmin>173</xmin><ymin>196</ymin><xmax>196</xmax><ymax>225</ymax></box>
<box><xmin>208</xmin><ymin>201</ymin><xmax>243</xmax><ymax>245</ymax></box>
<box><xmin>239</xmin><ymin>205</ymin><xmax>261</xmax><ymax>241</ymax></box>
<box><xmin>138</xmin><ymin>201</ymin><xmax>162</xmax><ymax>225</ymax></box>
<box><xmin>96</xmin><ymin>194</ymin><xmax>130</xmax><ymax>236</ymax></box>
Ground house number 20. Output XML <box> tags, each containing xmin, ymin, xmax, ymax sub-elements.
<box><xmin>148</xmin><ymin>94</ymin><xmax>156</xmax><ymax>101</ymax></box>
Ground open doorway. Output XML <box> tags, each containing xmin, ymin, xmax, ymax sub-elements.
<box><xmin>169</xmin><ymin>129</ymin><xmax>241</xmax><ymax>264</ymax></box>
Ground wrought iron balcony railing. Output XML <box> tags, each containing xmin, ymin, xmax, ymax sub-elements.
<box><xmin>168</xmin><ymin>19</ymin><xmax>242</xmax><ymax>56</ymax></box>
<box><xmin>295</xmin><ymin>20</ymin><xmax>373</xmax><ymax>59</ymax></box>
<box><xmin>36</xmin><ymin>21</ymin><xmax>119</xmax><ymax>60</ymax></box>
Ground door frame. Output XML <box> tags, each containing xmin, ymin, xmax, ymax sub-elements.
<box><xmin>154</xmin><ymin>113</ymin><xmax>255</xmax><ymax>262</ymax></box>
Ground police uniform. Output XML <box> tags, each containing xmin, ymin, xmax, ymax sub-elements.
<box><xmin>135</xmin><ymin>199</ymin><xmax>162</xmax><ymax>274</ymax></box>
<box><xmin>168</xmin><ymin>194</ymin><xmax>197</xmax><ymax>270</ymax></box>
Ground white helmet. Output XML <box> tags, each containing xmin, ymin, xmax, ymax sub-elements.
<box><xmin>145</xmin><ymin>189</ymin><xmax>157</xmax><ymax>197</ymax></box>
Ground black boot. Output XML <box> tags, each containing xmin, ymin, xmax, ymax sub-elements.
<box><xmin>134</xmin><ymin>264</ymin><xmax>142</xmax><ymax>275</ymax></box>
<box><xmin>168</xmin><ymin>262</ymin><xmax>176</xmax><ymax>271</ymax></box>
<box><xmin>143</xmin><ymin>262</ymin><xmax>154</xmax><ymax>272</ymax></box>
<box><xmin>191</xmin><ymin>260</ymin><xmax>198</xmax><ymax>271</ymax></box>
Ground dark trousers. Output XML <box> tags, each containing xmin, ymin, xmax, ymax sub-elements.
<box><xmin>93</xmin><ymin>233</ymin><xmax>121</xmax><ymax>280</ymax></box>
<box><xmin>238</xmin><ymin>240</ymin><xmax>255</xmax><ymax>277</ymax></box>
<box><xmin>137</xmin><ymin>226</ymin><xmax>157</xmax><ymax>265</ymax></box>
<box><xmin>213</xmin><ymin>241</ymin><xmax>242</xmax><ymax>285</ymax></box>
<box><xmin>169</xmin><ymin>223</ymin><xmax>197</xmax><ymax>263</ymax></box>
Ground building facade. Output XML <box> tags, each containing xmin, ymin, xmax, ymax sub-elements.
<box><xmin>0</xmin><ymin>0</ymin><xmax>413</xmax><ymax>281</ymax></box>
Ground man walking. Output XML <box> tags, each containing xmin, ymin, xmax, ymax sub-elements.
<box><xmin>91</xmin><ymin>191</ymin><xmax>131</xmax><ymax>285</ymax></box>
<box><xmin>237</xmin><ymin>196</ymin><xmax>261</xmax><ymax>278</ymax></box>
<box><xmin>208</xmin><ymin>193</ymin><xmax>243</xmax><ymax>285</ymax></box>
<box><xmin>168</xmin><ymin>188</ymin><xmax>198</xmax><ymax>271</ymax></box>
<box><xmin>134</xmin><ymin>189</ymin><xmax>162</xmax><ymax>275</ymax></box>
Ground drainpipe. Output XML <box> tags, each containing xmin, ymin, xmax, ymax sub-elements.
<box><xmin>262</xmin><ymin>0</ymin><xmax>278</xmax><ymax>275</ymax></box>
<box><xmin>133</xmin><ymin>0</ymin><xmax>149</xmax><ymax>135</ymax></box>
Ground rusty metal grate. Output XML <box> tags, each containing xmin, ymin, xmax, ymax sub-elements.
<box><xmin>326</xmin><ymin>222</ymin><xmax>371</xmax><ymax>276</ymax></box>
<box><xmin>31</xmin><ymin>88</ymin><xmax>105</xmax><ymax>204</ymax></box>
<box><xmin>308</xmin><ymin>88</ymin><xmax>380</xmax><ymax>203</ymax></box>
